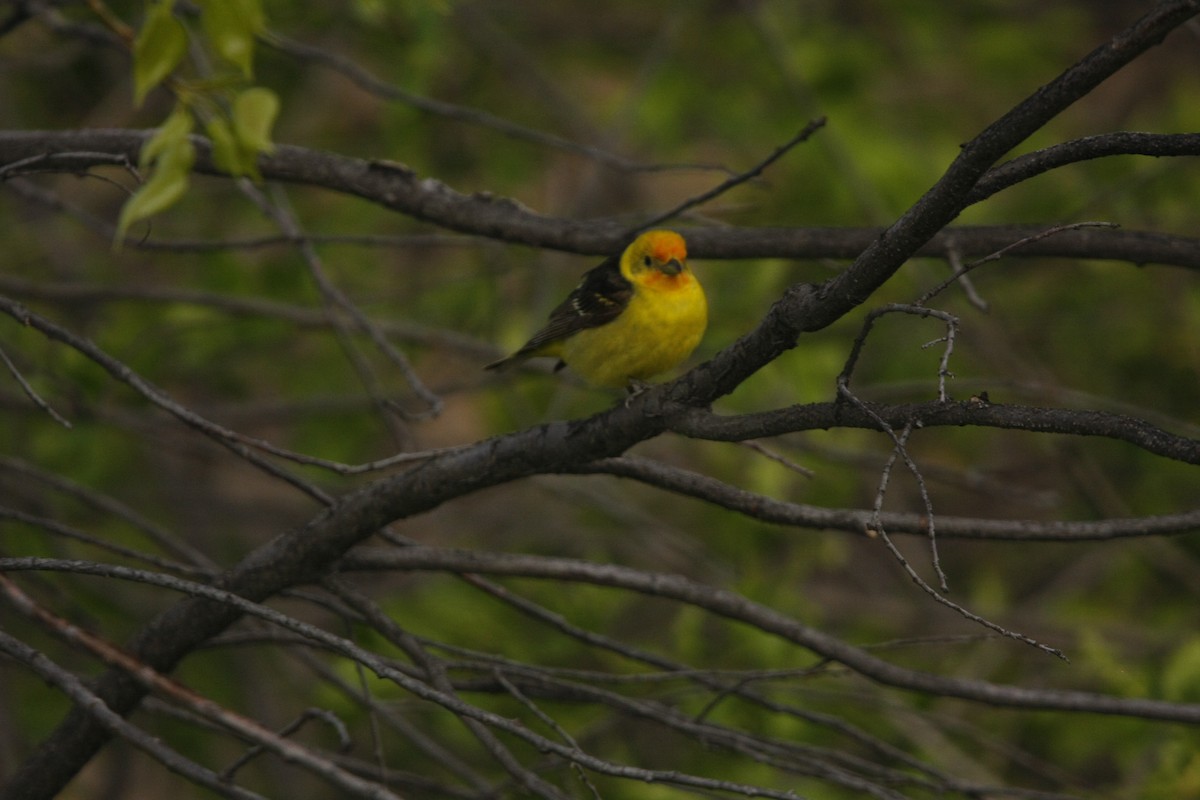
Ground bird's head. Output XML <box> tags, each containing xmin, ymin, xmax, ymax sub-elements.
<box><xmin>626</xmin><ymin>230</ymin><xmax>689</xmax><ymax>278</ymax></box>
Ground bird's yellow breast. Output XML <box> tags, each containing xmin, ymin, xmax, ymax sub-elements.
<box><xmin>560</xmin><ymin>270</ymin><xmax>707</xmax><ymax>388</ymax></box>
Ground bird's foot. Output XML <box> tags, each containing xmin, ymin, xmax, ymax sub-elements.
<box><xmin>623</xmin><ymin>379</ymin><xmax>652</xmax><ymax>408</ymax></box>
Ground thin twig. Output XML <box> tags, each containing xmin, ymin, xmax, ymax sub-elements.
<box><xmin>221</xmin><ymin>708</ymin><xmax>353</xmax><ymax>782</ymax></box>
<box><xmin>0</xmin><ymin>293</ymin><xmax>468</xmax><ymax>482</ymax></box>
<box><xmin>323</xmin><ymin>578</ymin><xmax>573</xmax><ymax>800</ymax></box>
<box><xmin>919</xmin><ymin>221</ymin><xmax>1118</xmax><ymax>305</ymax></box>
<box><xmin>632</xmin><ymin>118</ymin><xmax>827</xmax><ymax>233</ymax></box>
<box><xmin>6</xmin><ymin>177</ymin><xmax>498</xmax><ymax>252</ymax></box>
<box><xmin>834</xmin><ymin>381</ymin><xmax>945</xmax><ymax>588</ymax></box>
<box><xmin>863</xmin><ymin>426</ymin><xmax>1068</xmax><ymax>661</ymax></box>
<box><xmin>0</xmin><ymin>342</ymin><xmax>72</xmax><ymax>427</ymax></box>
<box><xmin>263</xmin><ymin>31</ymin><xmax>733</xmax><ymax>177</ymax></box>
<box><xmin>0</xmin><ymin>270</ymin><xmax>496</xmax><ymax>361</ymax></box>
<box><xmin>0</xmin><ymin>455</ymin><xmax>216</xmax><ymax>568</ymax></box>
<box><xmin>493</xmin><ymin>670</ymin><xmax>603</xmax><ymax>800</ymax></box>
<box><xmin>340</xmin><ymin>548</ymin><xmax>1200</xmax><ymax>720</ymax></box>
<box><xmin>571</xmin><ymin>455</ymin><xmax>1200</xmax><ymax>541</ymax></box>
<box><xmin>0</xmin><ymin>505</ymin><xmax>209</xmax><ymax>577</ymax></box>
<box><xmin>0</xmin><ymin>295</ymin><xmax>334</xmax><ymax>505</ymax></box>
<box><xmin>837</xmin><ymin>303</ymin><xmax>960</xmax><ymax>403</ymax></box>
<box><xmin>867</xmin><ymin>421</ymin><xmax>947</xmax><ymax>590</ymax></box>
<box><xmin>942</xmin><ymin>245</ymin><xmax>990</xmax><ymax>311</ymax></box>
<box><xmin>293</xmin><ymin>649</ymin><xmax>494</xmax><ymax>795</ymax></box>
<box><xmin>739</xmin><ymin>439</ymin><xmax>816</xmax><ymax>478</ymax></box>
<box><xmin>0</xmin><ymin>628</ymin><xmax>269</xmax><ymax>800</ymax></box>
<box><xmin>12</xmin><ymin>556</ymin><xmax>1143</xmax><ymax>794</ymax></box>
<box><xmin>0</xmin><ymin>573</ymin><xmax>404</xmax><ymax>800</ymax></box>
<box><xmin>244</xmin><ymin>181</ymin><xmax>443</xmax><ymax>421</ymax></box>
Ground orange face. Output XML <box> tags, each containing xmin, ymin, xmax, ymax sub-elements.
<box><xmin>640</xmin><ymin>268</ymin><xmax>693</xmax><ymax>291</ymax></box>
<box><xmin>648</xmin><ymin>231</ymin><xmax>687</xmax><ymax>265</ymax></box>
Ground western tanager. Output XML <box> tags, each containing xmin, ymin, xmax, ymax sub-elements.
<box><xmin>486</xmin><ymin>230</ymin><xmax>707</xmax><ymax>389</ymax></box>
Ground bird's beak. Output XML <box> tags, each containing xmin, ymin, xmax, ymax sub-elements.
<box><xmin>660</xmin><ymin>258</ymin><xmax>684</xmax><ymax>275</ymax></box>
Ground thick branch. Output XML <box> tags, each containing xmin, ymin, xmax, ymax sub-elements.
<box><xmin>0</xmin><ymin>629</ymin><xmax>269</xmax><ymax>800</ymax></box>
<box><xmin>0</xmin><ymin>403</ymin><xmax>671</xmax><ymax>798</ymax></box>
<box><xmin>968</xmin><ymin>131</ymin><xmax>1200</xmax><ymax>204</ymax></box>
<box><xmin>4</xmin><ymin>129</ymin><xmax>1200</xmax><ymax>268</ymax></box>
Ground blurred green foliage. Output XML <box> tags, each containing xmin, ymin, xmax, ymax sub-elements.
<box><xmin>1</xmin><ymin>1</ymin><xmax>1198</xmax><ymax>798</ymax></box>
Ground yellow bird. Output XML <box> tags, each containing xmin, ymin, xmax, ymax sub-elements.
<box><xmin>486</xmin><ymin>230</ymin><xmax>707</xmax><ymax>389</ymax></box>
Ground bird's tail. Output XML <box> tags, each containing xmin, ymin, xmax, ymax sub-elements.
<box><xmin>483</xmin><ymin>354</ymin><xmax>518</xmax><ymax>371</ymax></box>
<box><xmin>485</xmin><ymin>352</ymin><xmax>567</xmax><ymax>375</ymax></box>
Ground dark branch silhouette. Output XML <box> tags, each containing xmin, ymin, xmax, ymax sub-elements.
<box><xmin>4</xmin><ymin>129</ymin><xmax>1200</xmax><ymax>268</ymax></box>
<box><xmin>2</xmin><ymin>3</ymin><xmax>1199</xmax><ymax>799</ymax></box>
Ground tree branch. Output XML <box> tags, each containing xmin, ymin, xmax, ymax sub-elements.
<box><xmin>5</xmin><ymin>129</ymin><xmax>1200</xmax><ymax>267</ymax></box>
<box><xmin>668</xmin><ymin>400</ymin><xmax>1200</xmax><ymax>465</ymax></box>
<box><xmin>0</xmin><ymin>630</ymin><xmax>269</xmax><ymax>800</ymax></box>
<box><xmin>0</xmin><ymin>558</ymin><xmax>889</xmax><ymax>800</ymax></box>
<box><xmin>5</xmin><ymin>4</ymin><xmax>1198</xmax><ymax>797</ymax></box>
<box><xmin>968</xmin><ymin>131</ymin><xmax>1200</xmax><ymax>205</ymax></box>
<box><xmin>574</xmin><ymin>455</ymin><xmax>1200</xmax><ymax>542</ymax></box>
<box><xmin>336</xmin><ymin>546</ymin><xmax>1200</xmax><ymax>723</ymax></box>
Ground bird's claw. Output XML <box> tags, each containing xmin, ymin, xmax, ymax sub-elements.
<box><xmin>623</xmin><ymin>379</ymin><xmax>652</xmax><ymax>408</ymax></box>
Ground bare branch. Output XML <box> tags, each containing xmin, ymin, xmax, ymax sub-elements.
<box><xmin>1</xmin><ymin>573</ymin><xmax>386</xmax><ymax>799</ymax></box>
<box><xmin>669</xmin><ymin>401</ymin><xmax>1200</xmax><ymax>465</ymax></box>
<box><xmin>323</xmin><ymin>578</ymin><xmax>572</xmax><ymax>800</ymax></box>
<box><xmin>261</xmin><ymin>31</ymin><xmax>733</xmax><ymax>176</ymax></box>
<box><xmin>220</xmin><ymin>708</ymin><xmax>354</xmax><ymax>784</ymax></box>
<box><xmin>633</xmin><ymin>118</ymin><xmax>827</xmax><ymax>232</ymax></box>
<box><xmin>242</xmin><ymin>181</ymin><xmax>443</xmax><ymax>420</ymax></box>
<box><xmin>0</xmin><ymin>627</ymin><xmax>269</xmax><ymax>800</ymax></box>
<box><xmin>335</xmin><ymin>547</ymin><xmax>1200</xmax><ymax>723</ymax></box>
<box><xmin>866</xmin><ymin>425</ymin><xmax>1068</xmax><ymax>660</ymax></box>
<box><xmin>0</xmin><ymin>455</ymin><xmax>217</xmax><ymax>568</ymax></box>
<box><xmin>573</xmin><ymin>455</ymin><xmax>1200</xmax><ymax>542</ymax></box>
<box><xmin>917</xmin><ymin>221</ymin><xmax>1119</xmax><ymax>306</ymax></box>
<box><xmin>0</xmin><ymin>558</ymin><xmax>891</xmax><ymax>800</ymax></box>
<box><xmin>7</xmin><ymin>131</ymin><xmax>1200</xmax><ymax>270</ymax></box>
<box><xmin>968</xmin><ymin>131</ymin><xmax>1200</xmax><ymax>205</ymax></box>
<box><xmin>0</xmin><ymin>295</ymin><xmax>335</xmax><ymax>503</ymax></box>
<box><xmin>0</xmin><ymin>341</ymin><xmax>72</xmax><ymax>427</ymax></box>
<box><xmin>0</xmin><ymin>272</ymin><xmax>497</xmax><ymax>363</ymax></box>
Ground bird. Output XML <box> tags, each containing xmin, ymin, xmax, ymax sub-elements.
<box><xmin>485</xmin><ymin>230</ymin><xmax>707</xmax><ymax>389</ymax></box>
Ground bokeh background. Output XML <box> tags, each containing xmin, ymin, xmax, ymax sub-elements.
<box><xmin>2</xmin><ymin>1</ymin><xmax>1199</xmax><ymax>797</ymax></box>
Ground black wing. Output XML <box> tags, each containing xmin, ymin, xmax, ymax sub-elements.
<box><xmin>509</xmin><ymin>255</ymin><xmax>633</xmax><ymax>357</ymax></box>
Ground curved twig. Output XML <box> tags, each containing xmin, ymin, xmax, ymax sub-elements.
<box><xmin>572</xmin><ymin>455</ymin><xmax>1200</xmax><ymax>542</ymax></box>
<box><xmin>668</xmin><ymin>401</ymin><xmax>1200</xmax><ymax>465</ymax></box>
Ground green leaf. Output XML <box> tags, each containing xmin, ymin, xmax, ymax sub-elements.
<box><xmin>232</xmin><ymin>86</ymin><xmax>279</xmax><ymax>155</ymax></box>
<box><xmin>133</xmin><ymin>1</ymin><xmax>187</xmax><ymax>106</ymax></box>
<box><xmin>205</xmin><ymin>116</ymin><xmax>243</xmax><ymax>176</ymax></box>
<box><xmin>116</xmin><ymin>137</ymin><xmax>196</xmax><ymax>244</ymax></box>
<box><xmin>200</xmin><ymin>0</ymin><xmax>265</xmax><ymax>78</ymax></box>
<box><xmin>140</xmin><ymin>103</ymin><xmax>194</xmax><ymax>169</ymax></box>
<box><xmin>206</xmin><ymin>87</ymin><xmax>279</xmax><ymax>183</ymax></box>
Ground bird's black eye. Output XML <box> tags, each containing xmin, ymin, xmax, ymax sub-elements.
<box><xmin>642</xmin><ymin>255</ymin><xmax>653</xmax><ymax>267</ymax></box>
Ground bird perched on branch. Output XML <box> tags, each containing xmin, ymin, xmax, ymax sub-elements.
<box><xmin>486</xmin><ymin>230</ymin><xmax>707</xmax><ymax>389</ymax></box>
